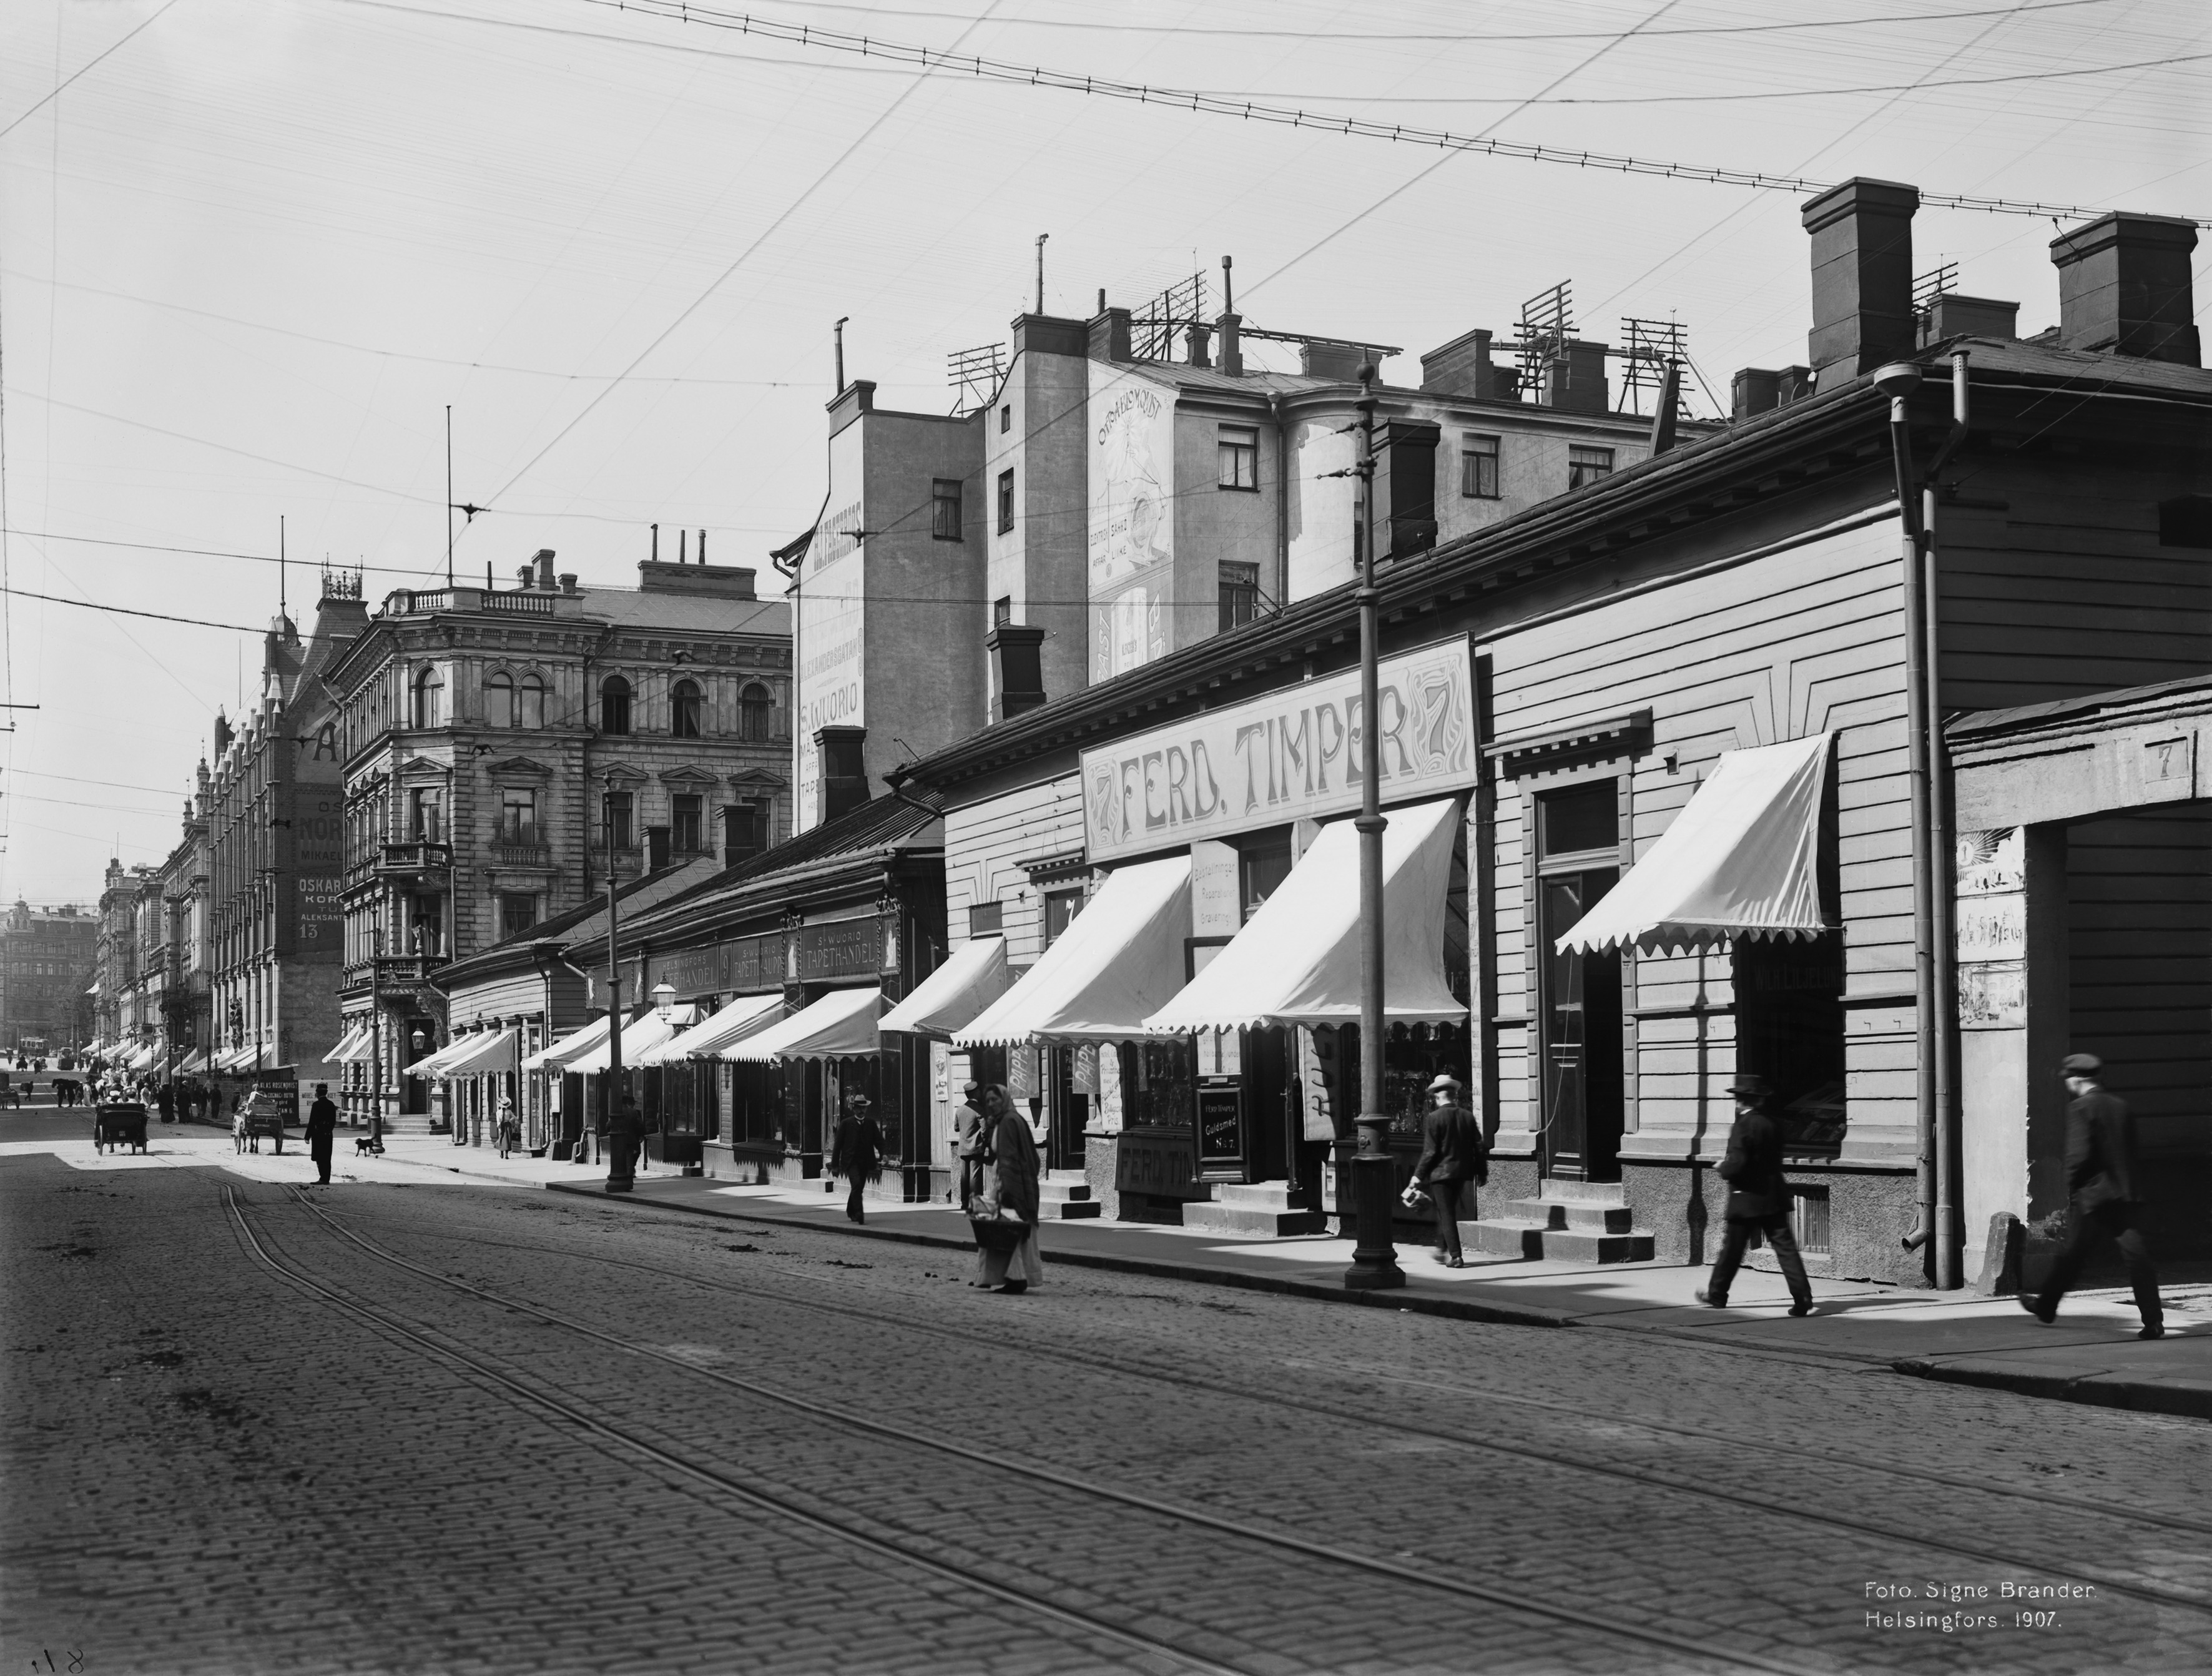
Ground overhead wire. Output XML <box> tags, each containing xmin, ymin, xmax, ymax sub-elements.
<box><xmin>0</xmin><ymin>0</ymin><xmax>186</xmax><ymax>142</ymax></box>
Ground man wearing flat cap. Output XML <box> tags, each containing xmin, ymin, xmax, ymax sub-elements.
<box><xmin>1410</xmin><ymin>1072</ymin><xmax>1486</xmax><ymax>1268</ymax></box>
<box><xmin>2024</xmin><ymin>1054</ymin><xmax>2163</xmax><ymax>1338</ymax></box>
<box><xmin>1697</xmin><ymin>1073</ymin><xmax>1814</xmax><ymax>1316</ymax></box>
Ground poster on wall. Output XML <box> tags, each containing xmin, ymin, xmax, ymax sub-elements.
<box><xmin>293</xmin><ymin>789</ymin><xmax>343</xmax><ymax>952</ymax></box>
<box><xmin>795</xmin><ymin>422</ymin><xmax>866</xmax><ymax>831</ymax></box>
<box><xmin>1088</xmin><ymin>363</ymin><xmax>1175</xmax><ymax>683</ymax></box>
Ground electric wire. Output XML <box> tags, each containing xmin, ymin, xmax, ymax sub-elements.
<box><xmin>0</xmin><ymin>0</ymin><xmax>186</xmax><ymax>142</ymax></box>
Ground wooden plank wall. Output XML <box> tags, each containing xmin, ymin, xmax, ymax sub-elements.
<box><xmin>943</xmin><ymin>772</ymin><xmax>1085</xmax><ymax>966</ymax></box>
<box><xmin>1482</xmin><ymin>518</ymin><xmax>1918</xmax><ymax>1163</ymax></box>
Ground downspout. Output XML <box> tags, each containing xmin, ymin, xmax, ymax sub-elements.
<box><xmin>1875</xmin><ymin>361</ymin><xmax>1940</xmax><ymax>1274</ymax></box>
<box><xmin>880</xmin><ymin>766</ymin><xmax>941</xmax><ymax>825</ymax></box>
<box><xmin>1920</xmin><ymin>350</ymin><xmax>1972</xmax><ymax>1291</ymax></box>
<box><xmin>1269</xmin><ymin>393</ymin><xmax>1292</xmax><ymax>611</ymax></box>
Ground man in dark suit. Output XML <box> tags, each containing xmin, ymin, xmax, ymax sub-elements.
<box><xmin>1696</xmin><ymin>1073</ymin><xmax>1814</xmax><ymax>1317</ymax></box>
<box><xmin>1412</xmin><ymin>1073</ymin><xmax>1487</xmax><ymax>1268</ymax></box>
<box><xmin>305</xmin><ymin>1083</ymin><xmax>338</xmax><ymax>1185</ymax></box>
<box><xmin>2024</xmin><ymin>1053</ymin><xmax>2163</xmax><ymax>1339</ymax></box>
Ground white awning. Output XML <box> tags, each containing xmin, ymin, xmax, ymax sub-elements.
<box><xmin>408</xmin><ymin>1035</ymin><xmax>471</xmax><ymax>1077</ymax></box>
<box><xmin>878</xmin><ymin>936</ymin><xmax>1008</xmax><ymax>1036</ymax></box>
<box><xmin>725</xmin><ymin>986</ymin><xmax>881</xmax><ymax>1062</ymax></box>
<box><xmin>435</xmin><ymin>1028</ymin><xmax>518</xmax><ymax>1078</ymax></box>
<box><xmin>1558</xmin><ymin>732</ymin><xmax>1834</xmax><ymax>956</ymax></box>
<box><xmin>562</xmin><ymin>1005</ymin><xmax>702</xmax><ymax>1074</ymax></box>
<box><xmin>124</xmin><ymin>1043</ymin><xmax>158</xmax><ymax>1072</ymax></box>
<box><xmin>1144</xmin><ymin>796</ymin><xmax>1467</xmax><ymax>1033</ymax></box>
<box><xmin>633</xmin><ymin>993</ymin><xmax>785</xmax><ymax>1065</ymax></box>
<box><xmin>175</xmin><ymin>1047</ymin><xmax>213</xmax><ymax>1075</ymax></box>
<box><xmin>520</xmin><ymin>1013</ymin><xmax>616</xmax><ymax>1073</ymax></box>
<box><xmin>330</xmin><ymin>1025</ymin><xmax>375</xmax><ymax>1064</ymax></box>
<box><xmin>954</xmin><ymin>855</ymin><xmax>1192</xmax><ymax>1046</ymax></box>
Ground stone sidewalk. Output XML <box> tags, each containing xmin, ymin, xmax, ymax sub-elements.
<box><xmin>22</xmin><ymin>1118</ymin><xmax>2208</xmax><ymax>1419</ymax></box>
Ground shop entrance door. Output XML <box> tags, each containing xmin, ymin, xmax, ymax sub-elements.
<box><xmin>1045</xmin><ymin>1046</ymin><xmax>1087</xmax><ymax>1173</ymax></box>
<box><xmin>1537</xmin><ymin>868</ymin><xmax>1623</xmax><ymax>1181</ymax></box>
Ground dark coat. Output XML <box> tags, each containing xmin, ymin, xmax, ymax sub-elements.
<box><xmin>1718</xmin><ymin>1107</ymin><xmax>1790</xmax><ymax>1220</ymax></box>
<box><xmin>306</xmin><ymin>1097</ymin><xmax>338</xmax><ymax>1147</ymax></box>
<box><xmin>2065</xmin><ymin>1087</ymin><xmax>2140</xmax><ymax>1208</ymax></box>
<box><xmin>1413</xmin><ymin>1102</ymin><xmax>1488</xmax><ymax>1186</ymax></box>
<box><xmin>831</xmin><ymin>1113</ymin><xmax>885</xmax><ymax>1183</ymax></box>
<box><xmin>988</xmin><ymin>1110</ymin><xmax>1041</xmax><ymax>1224</ymax></box>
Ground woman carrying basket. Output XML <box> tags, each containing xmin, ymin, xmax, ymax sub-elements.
<box><xmin>969</xmin><ymin>1085</ymin><xmax>1043</xmax><ymax>1294</ymax></box>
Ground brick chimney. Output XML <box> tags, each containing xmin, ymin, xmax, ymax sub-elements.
<box><xmin>1088</xmin><ymin>307</ymin><xmax>1132</xmax><ymax>363</ymax></box>
<box><xmin>1538</xmin><ymin>339</ymin><xmax>1610</xmax><ymax>415</ymax></box>
<box><xmin>1801</xmin><ymin>177</ymin><xmax>1919</xmax><ymax>388</ymax></box>
<box><xmin>1375</xmin><ymin>420</ymin><xmax>1440</xmax><ymax>559</ymax></box>
<box><xmin>1420</xmin><ymin>328</ymin><xmax>1515</xmax><ymax>402</ymax></box>
<box><xmin>2049</xmin><ymin>212</ymin><xmax>2200</xmax><ymax>365</ymax></box>
<box><xmin>987</xmin><ymin>623</ymin><xmax>1047</xmax><ymax>721</ymax></box>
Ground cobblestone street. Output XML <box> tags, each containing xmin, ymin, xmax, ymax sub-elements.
<box><xmin>6</xmin><ymin>1125</ymin><xmax>2211</xmax><ymax>1676</ymax></box>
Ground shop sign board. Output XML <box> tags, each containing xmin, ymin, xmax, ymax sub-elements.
<box><xmin>1081</xmin><ymin>640</ymin><xmax>1476</xmax><ymax>864</ymax></box>
<box><xmin>797</xmin><ymin>917</ymin><xmax>880</xmax><ymax>982</ymax></box>
<box><xmin>1196</xmin><ymin>1084</ymin><xmax>1243</xmax><ymax>1168</ymax></box>
<box><xmin>1114</xmin><ymin>1125</ymin><xmax>1204</xmax><ymax>1198</ymax></box>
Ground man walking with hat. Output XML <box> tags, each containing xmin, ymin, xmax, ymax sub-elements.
<box><xmin>1697</xmin><ymin>1073</ymin><xmax>1814</xmax><ymax>1316</ymax></box>
<box><xmin>830</xmin><ymin>1092</ymin><xmax>885</xmax><ymax>1225</ymax></box>
<box><xmin>1411</xmin><ymin>1073</ymin><xmax>1486</xmax><ymax>1268</ymax></box>
<box><xmin>2024</xmin><ymin>1053</ymin><xmax>2163</xmax><ymax>1339</ymax></box>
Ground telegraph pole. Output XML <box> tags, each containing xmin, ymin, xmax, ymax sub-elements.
<box><xmin>1344</xmin><ymin>363</ymin><xmax>1403</xmax><ymax>1291</ymax></box>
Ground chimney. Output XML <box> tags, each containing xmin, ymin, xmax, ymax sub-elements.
<box><xmin>1300</xmin><ymin>341</ymin><xmax>1365</xmax><ymax>382</ymax></box>
<box><xmin>1011</xmin><ymin>313</ymin><xmax>1087</xmax><ymax>358</ymax></box>
<box><xmin>1185</xmin><ymin>322</ymin><xmax>1211</xmax><ymax>369</ymax></box>
<box><xmin>559</xmin><ymin>573</ymin><xmax>579</xmax><ymax>594</ymax></box>
<box><xmin>1216</xmin><ymin>313</ymin><xmax>1242</xmax><ymax>377</ymax></box>
<box><xmin>815</xmin><ymin>726</ymin><xmax>870</xmax><ymax>822</ymax></box>
<box><xmin>1732</xmin><ymin>368</ymin><xmax>1781</xmax><ymax>419</ymax></box>
<box><xmin>1539</xmin><ymin>339</ymin><xmax>1610</xmax><ymax>414</ymax></box>
<box><xmin>987</xmin><ymin>623</ymin><xmax>1048</xmax><ymax>722</ymax></box>
<box><xmin>637</xmin><ymin>560</ymin><xmax>757</xmax><ymax>599</ymax></box>
<box><xmin>1374</xmin><ymin>420</ymin><xmax>1441</xmax><ymax>560</ymax></box>
<box><xmin>1646</xmin><ymin>362</ymin><xmax>1682</xmax><ymax>456</ymax></box>
<box><xmin>1918</xmin><ymin>293</ymin><xmax>2018</xmax><ymax>347</ymax></box>
<box><xmin>533</xmin><ymin>548</ymin><xmax>556</xmax><ymax>590</ymax></box>
<box><xmin>1088</xmin><ymin>306</ymin><xmax>1132</xmax><ymax>363</ymax></box>
<box><xmin>1420</xmin><ymin>328</ymin><xmax>1514</xmax><ymax>401</ymax></box>
<box><xmin>2049</xmin><ymin>212</ymin><xmax>2200</xmax><ymax>365</ymax></box>
<box><xmin>1801</xmin><ymin>177</ymin><xmax>1919</xmax><ymax>388</ymax></box>
<box><xmin>515</xmin><ymin>564</ymin><xmax>536</xmax><ymax>589</ymax></box>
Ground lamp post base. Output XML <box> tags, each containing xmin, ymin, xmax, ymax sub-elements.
<box><xmin>1342</xmin><ymin>1128</ymin><xmax>1405</xmax><ymax>1291</ymax></box>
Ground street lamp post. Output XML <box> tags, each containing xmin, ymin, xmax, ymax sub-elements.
<box><xmin>602</xmin><ymin>792</ymin><xmax>627</xmax><ymax>1191</ymax></box>
<box><xmin>1344</xmin><ymin>363</ymin><xmax>1405</xmax><ymax>1293</ymax></box>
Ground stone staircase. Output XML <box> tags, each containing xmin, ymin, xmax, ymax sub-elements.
<box><xmin>1036</xmin><ymin>1168</ymin><xmax>1102</xmax><ymax>1220</ymax></box>
<box><xmin>1466</xmin><ymin>1179</ymin><xmax>1654</xmax><ymax>1263</ymax></box>
<box><xmin>1181</xmin><ymin>1181</ymin><xmax>1327</xmax><ymax>1238</ymax></box>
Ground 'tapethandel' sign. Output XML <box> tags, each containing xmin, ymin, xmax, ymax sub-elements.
<box><xmin>1081</xmin><ymin>639</ymin><xmax>1477</xmax><ymax>864</ymax></box>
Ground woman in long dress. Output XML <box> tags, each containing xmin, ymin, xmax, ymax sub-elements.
<box><xmin>973</xmin><ymin>1084</ymin><xmax>1043</xmax><ymax>1294</ymax></box>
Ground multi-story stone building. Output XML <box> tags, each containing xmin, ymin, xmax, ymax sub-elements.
<box><xmin>94</xmin><ymin>859</ymin><xmax>154</xmax><ymax>1054</ymax></box>
<box><xmin>329</xmin><ymin>547</ymin><xmax>792</xmax><ymax>1128</ymax></box>
<box><xmin>0</xmin><ymin>898</ymin><xmax>98</xmax><ymax>1057</ymax></box>
<box><xmin>205</xmin><ymin>576</ymin><xmax>368</xmax><ymax>1087</ymax></box>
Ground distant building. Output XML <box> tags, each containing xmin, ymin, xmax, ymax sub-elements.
<box><xmin>328</xmin><ymin>548</ymin><xmax>793</xmax><ymax>1131</ymax></box>
<box><xmin>0</xmin><ymin>899</ymin><xmax>97</xmax><ymax>1055</ymax></box>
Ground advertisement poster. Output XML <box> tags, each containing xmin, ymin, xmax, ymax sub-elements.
<box><xmin>1088</xmin><ymin>363</ymin><xmax>1174</xmax><ymax>683</ymax></box>
<box><xmin>795</xmin><ymin>422</ymin><xmax>865</xmax><ymax>831</ymax></box>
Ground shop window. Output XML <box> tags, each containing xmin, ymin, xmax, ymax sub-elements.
<box><xmin>1119</xmin><ymin>1037</ymin><xmax>1195</xmax><ymax>1128</ymax></box>
<box><xmin>1731</xmin><ymin>934</ymin><xmax>1847</xmax><ymax>1153</ymax></box>
<box><xmin>1042</xmin><ymin>888</ymin><xmax>1083</xmax><ymax>947</ymax></box>
<box><xmin>498</xmin><ymin>787</ymin><xmax>536</xmax><ymax>844</ymax></box>
<box><xmin>672</xmin><ymin>794</ymin><xmax>703</xmax><ymax>854</ymax></box>
<box><xmin>1218</xmin><ymin>563</ymin><xmax>1261</xmax><ymax>633</ymax></box>
<box><xmin>600</xmin><ymin>675</ymin><xmax>631</xmax><ymax>736</ymax></box>
<box><xmin>1568</xmin><ymin>445</ymin><xmax>1615</xmax><ymax>490</ymax></box>
<box><xmin>1460</xmin><ymin>434</ymin><xmax>1500</xmax><ymax>498</ymax></box>
<box><xmin>997</xmin><ymin>469</ymin><xmax>1015</xmax><ymax>533</ymax></box>
<box><xmin>933</xmin><ymin>480</ymin><xmax>963</xmax><ymax>540</ymax></box>
<box><xmin>1791</xmin><ymin>1184</ymin><xmax>1832</xmax><ymax>1254</ymax></box>
<box><xmin>1239</xmin><ymin>840</ymin><xmax>1292</xmax><ymax>921</ymax></box>
<box><xmin>739</xmin><ymin>683</ymin><xmax>774</xmax><ymax>740</ymax></box>
<box><xmin>1217</xmin><ymin>425</ymin><xmax>1258</xmax><ymax>490</ymax></box>
<box><xmin>499</xmin><ymin>892</ymin><xmax>537</xmax><ymax>940</ymax></box>
<box><xmin>671</xmin><ymin>680</ymin><xmax>704</xmax><ymax>739</ymax></box>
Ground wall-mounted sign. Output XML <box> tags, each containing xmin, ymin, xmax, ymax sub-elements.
<box><xmin>1088</xmin><ymin>364</ymin><xmax>1176</xmax><ymax>683</ymax></box>
<box><xmin>797</xmin><ymin>917</ymin><xmax>880</xmax><ymax>982</ymax></box>
<box><xmin>795</xmin><ymin>421</ymin><xmax>866</xmax><ymax>832</ymax></box>
<box><xmin>1081</xmin><ymin>639</ymin><xmax>1476</xmax><ymax>863</ymax></box>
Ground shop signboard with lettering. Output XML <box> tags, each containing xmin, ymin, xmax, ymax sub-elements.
<box><xmin>1196</xmin><ymin>1083</ymin><xmax>1243</xmax><ymax>1171</ymax></box>
<box><xmin>797</xmin><ymin>917</ymin><xmax>881</xmax><ymax>982</ymax></box>
<box><xmin>1081</xmin><ymin>639</ymin><xmax>1476</xmax><ymax>864</ymax></box>
<box><xmin>795</xmin><ymin>421</ymin><xmax>865</xmax><ymax>832</ymax></box>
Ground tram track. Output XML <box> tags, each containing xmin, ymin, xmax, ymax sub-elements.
<box><xmin>348</xmin><ymin>1194</ymin><xmax>2212</xmax><ymax>1563</ymax></box>
<box><xmin>237</xmin><ymin>1182</ymin><xmax>1839</xmax><ymax>1676</ymax></box>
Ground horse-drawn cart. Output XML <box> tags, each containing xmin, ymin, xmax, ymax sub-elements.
<box><xmin>235</xmin><ymin>1088</ymin><xmax>289</xmax><ymax>1153</ymax></box>
<box><xmin>94</xmin><ymin>1102</ymin><xmax>150</xmax><ymax>1155</ymax></box>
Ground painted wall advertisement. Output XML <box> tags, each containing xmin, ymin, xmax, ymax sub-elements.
<box><xmin>291</xmin><ymin>785</ymin><xmax>344</xmax><ymax>953</ymax></box>
<box><xmin>1081</xmin><ymin>639</ymin><xmax>1477</xmax><ymax>864</ymax></box>
<box><xmin>795</xmin><ymin>422</ymin><xmax>866</xmax><ymax>831</ymax></box>
<box><xmin>1088</xmin><ymin>363</ymin><xmax>1175</xmax><ymax>683</ymax></box>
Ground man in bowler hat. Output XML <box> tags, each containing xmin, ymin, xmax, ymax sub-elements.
<box><xmin>2023</xmin><ymin>1053</ymin><xmax>2163</xmax><ymax>1339</ymax></box>
<box><xmin>1411</xmin><ymin>1073</ymin><xmax>1487</xmax><ymax>1268</ymax></box>
<box><xmin>1697</xmin><ymin>1073</ymin><xmax>1814</xmax><ymax>1316</ymax></box>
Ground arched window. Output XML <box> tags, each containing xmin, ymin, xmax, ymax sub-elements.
<box><xmin>518</xmin><ymin>673</ymin><xmax>546</xmax><ymax>730</ymax></box>
<box><xmin>410</xmin><ymin>666</ymin><xmax>443</xmax><ymax>731</ymax></box>
<box><xmin>671</xmin><ymin>679</ymin><xmax>703</xmax><ymax>739</ymax></box>
<box><xmin>600</xmin><ymin>674</ymin><xmax>631</xmax><ymax>736</ymax></box>
<box><xmin>485</xmin><ymin>670</ymin><xmax>514</xmax><ymax>727</ymax></box>
<box><xmin>739</xmin><ymin>683</ymin><xmax>774</xmax><ymax>741</ymax></box>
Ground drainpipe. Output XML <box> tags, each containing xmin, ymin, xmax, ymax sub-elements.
<box><xmin>1269</xmin><ymin>392</ymin><xmax>1292</xmax><ymax>610</ymax></box>
<box><xmin>1920</xmin><ymin>350</ymin><xmax>1971</xmax><ymax>1292</ymax></box>
<box><xmin>1875</xmin><ymin>361</ymin><xmax>1943</xmax><ymax>1278</ymax></box>
<box><xmin>880</xmin><ymin>766</ymin><xmax>940</xmax><ymax>825</ymax></box>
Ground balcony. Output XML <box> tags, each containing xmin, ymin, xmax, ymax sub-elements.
<box><xmin>489</xmin><ymin>839</ymin><xmax>554</xmax><ymax>870</ymax></box>
<box><xmin>341</xmin><ymin>954</ymin><xmax>445</xmax><ymax>999</ymax></box>
<box><xmin>377</xmin><ymin>840</ymin><xmax>453</xmax><ymax>884</ymax></box>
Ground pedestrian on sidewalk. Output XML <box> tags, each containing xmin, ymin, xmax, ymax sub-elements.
<box><xmin>2023</xmin><ymin>1053</ymin><xmax>2164</xmax><ymax>1339</ymax></box>
<box><xmin>952</xmin><ymin>1082</ymin><xmax>987</xmax><ymax>1208</ymax></box>
<box><xmin>1411</xmin><ymin>1073</ymin><xmax>1487</xmax><ymax>1268</ymax></box>
<box><xmin>305</xmin><ymin>1083</ymin><xmax>338</xmax><ymax>1185</ymax></box>
<box><xmin>495</xmin><ymin>1092</ymin><xmax>519</xmax><ymax>1160</ymax></box>
<box><xmin>606</xmin><ymin>1094</ymin><xmax>644</xmax><ymax>1191</ymax></box>
<box><xmin>830</xmin><ymin>1094</ymin><xmax>885</xmax><ymax>1224</ymax></box>
<box><xmin>1696</xmin><ymin>1073</ymin><xmax>1814</xmax><ymax>1317</ymax></box>
<box><xmin>971</xmin><ymin>1084</ymin><xmax>1043</xmax><ymax>1294</ymax></box>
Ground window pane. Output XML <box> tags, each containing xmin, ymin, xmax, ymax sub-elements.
<box><xmin>486</xmin><ymin>672</ymin><xmax>513</xmax><ymax>727</ymax></box>
<box><xmin>1460</xmin><ymin>435</ymin><xmax>1500</xmax><ymax>498</ymax></box>
<box><xmin>932</xmin><ymin>480</ymin><xmax>963</xmax><ymax>541</ymax></box>
<box><xmin>996</xmin><ymin>470</ymin><xmax>1015</xmax><ymax>533</ymax></box>
<box><xmin>518</xmin><ymin>676</ymin><xmax>545</xmax><ymax>729</ymax></box>
<box><xmin>1539</xmin><ymin>782</ymin><xmax>1618</xmax><ymax>858</ymax></box>
<box><xmin>672</xmin><ymin>681</ymin><xmax>702</xmax><ymax>739</ymax></box>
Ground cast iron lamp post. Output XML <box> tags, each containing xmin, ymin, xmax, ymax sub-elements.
<box><xmin>602</xmin><ymin>792</ymin><xmax>628</xmax><ymax>1191</ymax></box>
<box><xmin>1344</xmin><ymin>363</ymin><xmax>1405</xmax><ymax>1291</ymax></box>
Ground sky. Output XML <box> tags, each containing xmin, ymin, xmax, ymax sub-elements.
<box><xmin>0</xmin><ymin>0</ymin><xmax>2205</xmax><ymax>904</ymax></box>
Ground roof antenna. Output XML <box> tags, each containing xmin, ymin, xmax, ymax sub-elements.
<box><xmin>445</xmin><ymin>405</ymin><xmax>455</xmax><ymax>588</ymax></box>
<box><xmin>1035</xmin><ymin>234</ymin><xmax>1048</xmax><ymax>314</ymax></box>
<box><xmin>278</xmin><ymin>515</ymin><xmax>287</xmax><ymax>618</ymax></box>
<box><xmin>834</xmin><ymin>317</ymin><xmax>850</xmax><ymax>394</ymax></box>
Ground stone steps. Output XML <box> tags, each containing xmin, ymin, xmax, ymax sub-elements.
<box><xmin>1181</xmin><ymin>1180</ymin><xmax>1326</xmax><ymax>1238</ymax></box>
<box><xmin>1037</xmin><ymin>1168</ymin><xmax>1101</xmax><ymax>1220</ymax></box>
<box><xmin>1466</xmin><ymin>1180</ymin><xmax>1654</xmax><ymax>1263</ymax></box>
